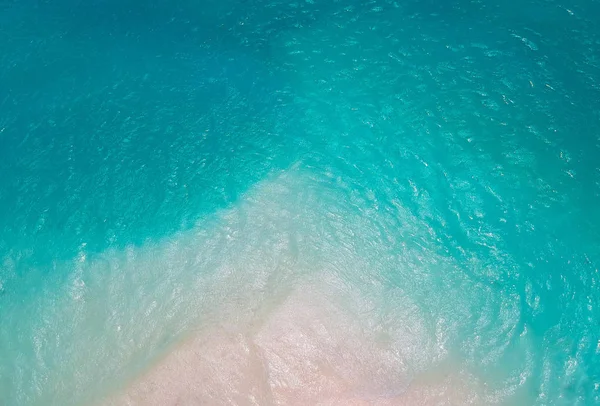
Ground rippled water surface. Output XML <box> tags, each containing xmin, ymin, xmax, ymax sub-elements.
<box><xmin>1</xmin><ymin>0</ymin><xmax>600</xmax><ymax>404</ymax></box>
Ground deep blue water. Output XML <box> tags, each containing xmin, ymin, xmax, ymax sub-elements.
<box><xmin>1</xmin><ymin>0</ymin><xmax>599</xmax><ymax>404</ymax></box>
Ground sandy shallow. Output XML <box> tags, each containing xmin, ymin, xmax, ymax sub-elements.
<box><xmin>100</xmin><ymin>277</ymin><xmax>487</xmax><ymax>406</ymax></box>
<box><xmin>93</xmin><ymin>171</ymin><xmax>494</xmax><ymax>406</ymax></box>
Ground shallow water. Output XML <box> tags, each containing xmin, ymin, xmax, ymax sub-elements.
<box><xmin>1</xmin><ymin>0</ymin><xmax>600</xmax><ymax>405</ymax></box>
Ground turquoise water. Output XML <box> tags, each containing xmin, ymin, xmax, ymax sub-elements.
<box><xmin>1</xmin><ymin>0</ymin><xmax>600</xmax><ymax>404</ymax></box>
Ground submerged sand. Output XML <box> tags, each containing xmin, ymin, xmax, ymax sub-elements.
<box><xmin>101</xmin><ymin>277</ymin><xmax>487</xmax><ymax>406</ymax></box>
<box><xmin>93</xmin><ymin>171</ymin><xmax>493</xmax><ymax>406</ymax></box>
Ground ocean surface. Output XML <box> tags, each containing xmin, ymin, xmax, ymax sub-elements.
<box><xmin>1</xmin><ymin>0</ymin><xmax>599</xmax><ymax>404</ymax></box>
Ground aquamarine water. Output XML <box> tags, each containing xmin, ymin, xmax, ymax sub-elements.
<box><xmin>1</xmin><ymin>0</ymin><xmax>599</xmax><ymax>404</ymax></box>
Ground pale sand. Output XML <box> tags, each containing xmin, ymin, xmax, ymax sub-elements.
<box><xmin>101</xmin><ymin>278</ymin><xmax>487</xmax><ymax>406</ymax></box>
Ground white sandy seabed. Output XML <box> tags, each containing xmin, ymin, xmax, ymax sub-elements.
<box><xmin>3</xmin><ymin>165</ymin><xmax>508</xmax><ymax>405</ymax></box>
<box><xmin>84</xmin><ymin>165</ymin><xmax>504</xmax><ymax>406</ymax></box>
<box><xmin>102</xmin><ymin>282</ymin><xmax>484</xmax><ymax>406</ymax></box>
